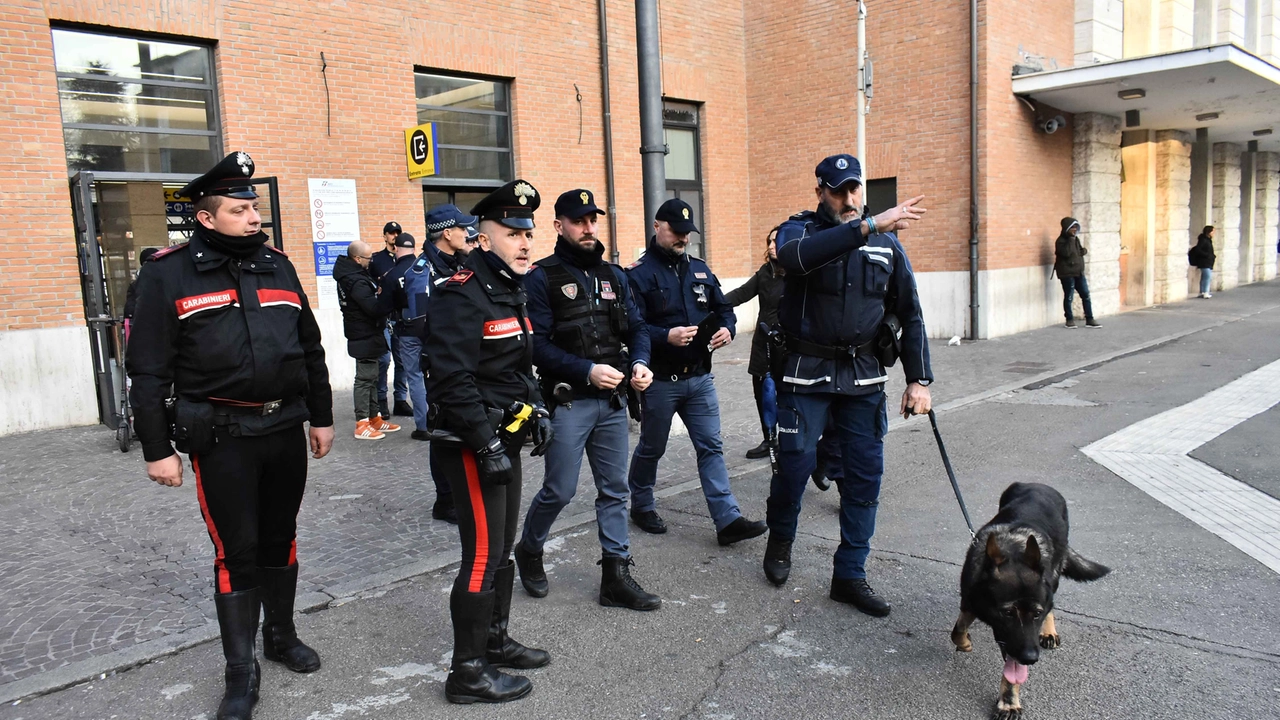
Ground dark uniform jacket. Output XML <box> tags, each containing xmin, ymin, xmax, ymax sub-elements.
<box><xmin>723</xmin><ymin>260</ymin><xmax>784</xmax><ymax>377</ymax></box>
<box><xmin>333</xmin><ymin>254</ymin><xmax>388</xmax><ymax>360</ymax></box>
<box><xmin>369</xmin><ymin>247</ymin><xmax>396</xmax><ymax>285</ymax></box>
<box><xmin>626</xmin><ymin>238</ymin><xmax>736</xmax><ymax>378</ymax></box>
<box><xmin>424</xmin><ymin>250</ymin><xmax>539</xmax><ymax>451</ymax></box>
<box><xmin>525</xmin><ymin>237</ymin><xmax>650</xmax><ymax>395</ymax></box>
<box><xmin>774</xmin><ymin>207</ymin><xmax>931</xmax><ymax>395</ymax></box>
<box><xmin>377</xmin><ymin>253</ymin><xmax>417</xmax><ymax>327</ymax></box>
<box><xmin>125</xmin><ymin>230</ymin><xmax>333</xmax><ymax>462</ymax></box>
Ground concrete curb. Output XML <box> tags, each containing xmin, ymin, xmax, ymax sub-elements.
<box><xmin>3</xmin><ymin>301</ymin><xmax>1272</xmax><ymax>705</ymax></box>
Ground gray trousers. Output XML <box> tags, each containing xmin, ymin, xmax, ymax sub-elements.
<box><xmin>520</xmin><ymin>397</ymin><xmax>631</xmax><ymax>558</ymax></box>
<box><xmin>353</xmin><ymin>358</ymin><xmax>380</xmax><ymax>420</ymax></box>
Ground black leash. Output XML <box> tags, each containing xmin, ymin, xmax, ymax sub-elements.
<box><xmin>927</xmin><ymin>409</ymin><xmax>976</xmax><ymax>537</ymax></box>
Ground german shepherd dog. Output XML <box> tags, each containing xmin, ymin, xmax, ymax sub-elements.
<box><xmin>950</xmin><ymin>482</ymin><xmax>1110</xmax><ymax>719</ymax></box>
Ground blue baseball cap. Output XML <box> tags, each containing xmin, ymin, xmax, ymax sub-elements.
<box><xmin>655</xmin><ymin>198</ymin><xmax>699</xmax><ymax>235</ymax></box>
<box><xmin>425</xmin><ymin>204</ymin><xmax>478</xmax><ymax>233</ymax></box>
<box><xmin>815</xmin><ymin>154</ymin><xmax>863</xmax><ymax>189</ymax></box>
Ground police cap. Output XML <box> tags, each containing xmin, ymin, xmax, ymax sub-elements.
<box><xmin>655</xmin><ymin>197</ymin><xmax>699</xmax><ymax>235</ymax></box>
<box><xmin>554</xmin><ymin>188</ymin><xmax>605</xmax><ymax>219</ymax></box>
<box><xmin>470</xmin><ymin>180</ymin><xmax>540</xmax><ymax>230</ymax></box>
<box><xmin>425</xmin><ymin>204</ymin><xmax>478</xmax><ymax>232</ymax></box>
<box><xmin>815</xmin><ymin>154</ymin><xmax>862</xmax><ymax>189</ymax></box>
<box><xmin>177</xmin><ymin>151</ymin><xmax>258</xmax><ymax>201</ymax></box>
<box><xmin>383</xmin><ymin>221</ymin><xmax>402</xmax><ymax>235</ymax></box>
<box><xmin>394</xmin><ymin>232</ymin><xmax>417</xmax><ymax>249</ymax></box>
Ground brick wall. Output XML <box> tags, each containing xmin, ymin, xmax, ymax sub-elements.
<box><xmin>0</xmin><ymin>0</ymin><xmax>753</xmax><ymax>331</ymax></box>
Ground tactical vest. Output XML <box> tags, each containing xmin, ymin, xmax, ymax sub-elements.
<box><xmin>540</xmin><ymin>259</ymin><xmax>630</xmax><ymax>374</ymax></box>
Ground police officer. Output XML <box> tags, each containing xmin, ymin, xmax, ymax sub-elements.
<box><xmin>424</xmin><ymin>180</ymin><xmax>554</xmax><ymax>704</ymax></box>
<box><xmin>762</xmin><ymin>154</ymin><xmax>930</xmax><ymax>618</ymax></box>
<box><xmin>626</xmin><ymin>198</ymin><xmax>767</xmax><ymax>546</ymax></box>
<box><xmin>378</xmin><ymin>231</ymin><xmax>427</xmax><ymax>437</ymax></box>
<box><xmin>373</xmin><ymin>221</ymin><xmax>409</xmax><ymax>419</ymax></box>
<box><xmin>126</xmin><ymin>152</ymin><xmax>334</xmax><ymax>720</ymax></box>
<box><xmin>513</xmin><ymin>189</ymin><xmax>661</xmax><ymax>611</ymax></box>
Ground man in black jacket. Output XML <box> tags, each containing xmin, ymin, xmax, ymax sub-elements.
<box><xmin>1053</xmin><ymin>218</ymin><xmax>1101</xmax><ymax>328</ymax></box>
<box><xmin>334</xmin><ymin>240</ymin><xmax>399</xmax><ymax>439</ymax></box>
<box><xmin>126</xmin><ymin>151</ymin><xmax>334</xmax><ymax>720</ymax></box>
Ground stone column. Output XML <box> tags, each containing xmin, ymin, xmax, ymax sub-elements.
<box><xmin>1212</xmin><ymin>142</ymin><xmax>1243</xmax><ymax>290</ymax></box>
<box><xmin>1076</xmin><ymin>0</ymin><xmax>1126</xmax><ymax>63</ymax></box>
<box><xmin>1239</xmin><ymin>149</ymin><xmax>1257</xmax><ymax>285</ymax></box>
<box><xmin>1261</xmin><ymin>0</ymin><xmax>1280</xmax><ymax>66</ymax></box>
<box><xmin>1159</xmin><ymin>0</ymin><xmax>1196</xmax><ymax>50</ymax></box>
<box><xmin>1217</xmin><ymin>0</ymin><xmax>1249</xmax><ymax>45</ymax></box>
<box><xmin>1256</xmin><ymin>152</ymin><xmax>1280</xmax><ymax>281</ymax></box>
<box><xmin>1073</xmin><ymin>113</ymin><xmax>1123</xmax><ymax>317</ymax></box>
<box><xmin>1154</xmin><ymin>130</ymin><xmax>1193</xmax><ymax>304</ymax></box>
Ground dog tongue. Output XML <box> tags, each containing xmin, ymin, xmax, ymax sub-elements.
<box><xmin>1003</xmin><ymin>658</ymin><xmax>1029</xmax><ymax>684</ymax></box>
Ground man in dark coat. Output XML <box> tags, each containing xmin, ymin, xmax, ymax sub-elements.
<box><xmin>1053</xmin><ymin>217</ymin><xmax>1101</xmax><ymax>328</ymax></box>
<box><xmin>333</xmin><ymin>240</ymin><xmax>398</xmax><ymax>439</ymax></box>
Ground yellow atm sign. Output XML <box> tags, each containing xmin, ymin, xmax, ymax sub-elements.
<box><xmin>405</xmin><ymin>122</ymin><xmax>439</xmax><ymax>180</ymax></box>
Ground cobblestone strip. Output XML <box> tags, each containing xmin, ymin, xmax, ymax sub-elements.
<box><xmin>1083</xmin><ymin>359</ymin><xmax>1280</xmax><ymax>575</ymax></box>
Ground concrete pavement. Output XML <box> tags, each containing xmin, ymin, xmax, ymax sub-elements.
<box><xmin>2</xmin><ymin>282</ymin><xmax>1279</xmax><ymax>718</ymax></box>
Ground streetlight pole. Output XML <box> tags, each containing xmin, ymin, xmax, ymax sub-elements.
<box><xmin>857</xmin><ymin>0</ymin><xmax>868</xmax><ymax>190</ymax></box>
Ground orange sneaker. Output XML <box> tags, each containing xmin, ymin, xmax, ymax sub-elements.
<box><xmin>354</xmin><ymin>418</ymin><xmax>385</xmax><ymax>440</ymax></box>
<box><xmin>372</xmin><ymin>414</ymin><xmax>401</xmax><ymax>433</ymax></box>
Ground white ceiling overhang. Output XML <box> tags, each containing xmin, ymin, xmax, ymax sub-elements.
<box><xmin>1012</xmin><ymin>44</ymin><xmax>1280</xmax><ymax>151</ymax></box>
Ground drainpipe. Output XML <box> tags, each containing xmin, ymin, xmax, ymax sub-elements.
<box><xmin>598</xmin><ymin>0</ymin><xmax>620</xmax><ymax>263</ymax></box>
<box><xmin>968</xmin><ymin>0</ymin><xmax>981</xmax><ymax>340</ymax></box>
<box><xmin>635</xmin><ymin>0</ymin><xmax>667</xmax><ymax>232</ymax></box>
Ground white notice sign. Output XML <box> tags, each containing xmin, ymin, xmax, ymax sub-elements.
<box><xmin>307</xmin><ymin>179</ymin><xmax>361</xmax><ymax>310</ymax></box>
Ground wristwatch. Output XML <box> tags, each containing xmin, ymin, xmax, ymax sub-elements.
<box><xmin>913</xmin><ymin>379</ymin><xmax>932</xmax><ymax>387</ymax></box>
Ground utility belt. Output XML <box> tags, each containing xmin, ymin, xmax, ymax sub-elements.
<box><xmin>166</xmin><ymin>396</ymin><xmax>301</xmax><ymax>455</ymax></box>
<box><xmin>396</xmin><ymin>315</ymin><xmax>427</xmax><ymax>339</ymax></box>
<box><xmin>541</xmin><ymin>378</ymin><xmax>626</xmax><ymax>413</ymax></box>
<box><xmin>784</xmin><ymin>313</ymin><xmax>902</xmax><ymax>368</ymax></box>
<box><xmin>426</xmin><ymin>402</ymin><xmax>534</xmax><ymax>446</ymax></box>
<box><xmin>784</xmin><ymin>335</ymin><xmax>877</xmax><ymax>361</ymax></box>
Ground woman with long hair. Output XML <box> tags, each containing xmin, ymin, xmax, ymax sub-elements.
<box><xmin>724</xmin><ymin>227</ymin><xmax>786</xmax><ymax>459</ymax></box>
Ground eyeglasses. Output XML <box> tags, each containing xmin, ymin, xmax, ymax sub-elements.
<box><xmin>357</xmin><ymin>254</ymin><xmax>372</xmax><ymax>260</ymax></box>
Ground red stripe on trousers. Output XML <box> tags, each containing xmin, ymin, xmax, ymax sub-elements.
<box><xmin>289</xmin><ymin>538</ymin><xmax>297</xmax><ymax>566</ymax></box>
<box><xmin>192</xmin><ymin>457</ymin><xmax>233</xmax><ymax>594</ymax></box>
<box><xmin>463</xmin><ymin>450</ymin><xmax>489</xmax><ymax>592</ymax></box>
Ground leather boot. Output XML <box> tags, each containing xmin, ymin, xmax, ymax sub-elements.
<box><xmin>762</xmin><ymin>535</ymin><xmax>793</xmax><ymax>587</ymax></box>
<box><xmin>486</xmin><ymin>562</ymin><xmax>551</xmax><ymax>669</ymax></box>
<box><xmin>830</xmin><ymin>577</ymin><xmax>891</xmax><ymax>617</ymax></box>
<box><xmin>260</xmin><ymin>564</ymin><xmax>321</xmax><ymax>673</ymax></box>
<box><xmin>513</xmin><ymin>542</ymin><xmax>548</xmax><ymax>598</ymax></box>
<box><xmin>445</xmin><ymin>589</ymin><xmax>532</xmax><ymax>704</ymax></box>
<box><xmin>599</xmin><ymin>556</ymin><xmax>661</xmax><ymax>611</ymax></box>
<box><xmin>214</xmin><ymin>589</ymin><xmax>261</xmax><ymax>720</ymax></box>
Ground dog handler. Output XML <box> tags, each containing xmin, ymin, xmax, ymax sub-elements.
<box><xmin>762</xmin><ymin>154</ymin><xmax>932</xmax><ymax>617</ymax></box>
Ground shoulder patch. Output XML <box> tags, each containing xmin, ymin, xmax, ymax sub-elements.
<box><xmin>626</xmin><ymin>259</ymin><xmax>642</xmax><ymax>270</ymax></box>
<box><xmin>446</xmin><ymin>269</ymin><xmax>475</xmax><ymax>286</ymax></box>
<box><xmin>789</xmin><ymin>209</ymin><xmax>816</xmax><ymax>220</ymax></box>
<box><xmin>264</xmin><ymin>245</ymin><xmax>289</xmax><ymax>258</ymax></box>
<box><xmin>149</xmin><ymin>243</ymin><xmax>188</xmax><ymax>261</ymax></box>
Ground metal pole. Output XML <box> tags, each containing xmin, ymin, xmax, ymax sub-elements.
<box><xmin>857</xmin><ymin>1</ymin><xmax>868</xmax><ymax>188</ymax></box>
<box><xmin>598</xmin><ymin>0</ymin><xmax>621</xmax><ymax>264</ymax></box>
<box><xmin>635</xmin><ymin>0</ymin><xmax>667</xmax><ymax>234</ymax></box>
<box><xmin>968</xmin><ymin>0</ymin><xmax>981</xmax><ymax>340</ymax></box>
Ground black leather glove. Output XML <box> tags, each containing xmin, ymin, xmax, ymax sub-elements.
<box><xmin>529</xmin><ymin>405</ymin><xmax>554</xmax><ymax>457</ymax></box>
<box><xmin>475</xmin><ymin>436</ymin><xmax>516</xmax><ymax>486</ymax></box>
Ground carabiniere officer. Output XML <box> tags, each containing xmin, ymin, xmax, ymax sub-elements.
<box><xmin>762</xmin><ymin>153</ymin><xmax>931</xmax><ymax>618</ymax></box>
<box><xmin>423</xmin><ymin>179</ymin><xmax>555</xmax><ymax>704</ymax></box>
<box><xmin>126</xmin><ymin>152</ymin><xmax>335</xmax><ymax>720</ymax></box>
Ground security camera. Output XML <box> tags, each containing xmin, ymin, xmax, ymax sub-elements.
<box><xmin>1038</xmin><ymin>115</ymin><xmax>1067</xmax><ymax>134</ymax></box>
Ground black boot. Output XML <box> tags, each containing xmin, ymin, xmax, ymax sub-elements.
<box><xmin>599</xmin><ymin>556</ymin><xmax>661</xmax><ymax>611</ymax></box>
<box><xmin>513</xmin><ymin>542</ymin><xmax>548</xmax><ymax>598</ymax></box>
<box><xmin>745</xmin><ymin>439</ymin><xmax>771</xmax><ymax>460</ymax></box>
<box><xmin>830</xmin><ymin>577</ymin><xmax>891</xmax><ymax>617</ymax></box>
<box><xmin>393</xmin><ymin>399</ymin><xmax>414</xmax><ymax>416</ymax></box>
<box><xmin>487</xmin><ymin>562</ymin><xmax>551</xmax><ymax>669</ymax></box>
<box><xmin>445</xmin><ymin>589</ymin><xmax>532</xmax><ymax>704</ymax></box>
<box><xmin>762</xmin><ymin>535</ymin><xmax>793</xmax><ymax>587</ymax></box>
<box><xmin>260</xmin><ymin>565</ymin><xmax>321</xmax><ymax>673</ymax></box>
<box><xmin>433</xmin><ymin>496</ymin><xmax>459</xmax><ymax>525</ymax></box>
<box><xmin>214</xmin><ymin>589</ymin><xmax>261</xmax><ymax>720</ymax></box>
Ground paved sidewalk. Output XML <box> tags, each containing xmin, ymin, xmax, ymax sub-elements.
<box><xmin>0</xmin><ymin>281</ymin><xmax>1276</xmax><ymax>701</ymax></box>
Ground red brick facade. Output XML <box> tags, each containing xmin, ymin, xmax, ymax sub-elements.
<box><xmin>1</xmin><ymin>0</ymin><xmax>1085</xmax><ymax>335</ymax></box>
